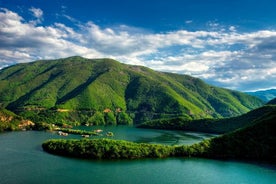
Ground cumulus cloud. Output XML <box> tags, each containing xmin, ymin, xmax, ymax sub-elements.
<box><xmin>1</xmin><ymin>8</ymin><xmax>276</xmax><ymax>91</ymax></box>
<box><xmin>0</xmin><ymin>8</ymin><xmax>102</xmax><ymax>62</ymax></box>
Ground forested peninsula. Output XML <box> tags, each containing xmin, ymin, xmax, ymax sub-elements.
<box><xmin>42</xmin><ymin>108</ymin><xmax>276</xmax><ymax>161</ymax></box>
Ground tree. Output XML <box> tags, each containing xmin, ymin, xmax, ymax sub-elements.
<box><xmin>89</xmin><ymin>112</ymin><xmax>105</xmax><ymax>125</ymax></box>
<box><xmin>117</xmin><ymin>112</ymin><xmax>133</xmax><ymax>125</ymax></box>
<box><xmin>104</xmin><ymin>112</ymin><xmax>116</xmax><ymax>125</ymax></box>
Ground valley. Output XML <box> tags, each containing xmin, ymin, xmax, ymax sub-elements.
<box><xmin>0</xmin><ymin>57</ymin><xmax>275</xmax><ymax>183</ymax></box>
<box><xmin>2</xmin><ymin>1</ymin><xmax>276</xmax><ymax>183</ymax></box>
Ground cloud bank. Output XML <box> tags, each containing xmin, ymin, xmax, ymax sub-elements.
<box><xmin>1</xmin><ymin>8</ymin><xmax>276</xmax><ymax>91</ymax></box>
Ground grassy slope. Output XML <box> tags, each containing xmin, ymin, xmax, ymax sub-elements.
<box><xmin>0</xmin><ymin>56</ymin><xmax>263</xmax><ymax>124</ymax></box>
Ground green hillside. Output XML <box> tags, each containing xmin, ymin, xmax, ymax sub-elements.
<box><xmin>267</xmin><ymin>97</ymin><xmax>276</xmax><ymax>105</ymax></box>
<box><xmin>187</xmin><ymin>106</ymin><xmax>276</xmax><ymax>161</ymax></box>
<box><xmin>0</xmin><ymin>56</ymin><xmax>263</xmax><ymax>125</ymax></box>
<box><xmin>138</xmin><ymin>105</ymin><xmax>276</xmax><ymax>134</ymax></box>
<box><xmin>0</xmin><ymin>108</ymin><xmax>34</xmax><ymax>131</ymax></box>
<box><xmin>247</xmin><ymin>89</ymin><xmax>276</xmax><ymax>102</ymax></box>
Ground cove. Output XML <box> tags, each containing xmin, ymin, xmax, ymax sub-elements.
<box><xmin>0</xmin><ymin>126</ymin><xmax>276</xmax><ymax>184</ymax></box>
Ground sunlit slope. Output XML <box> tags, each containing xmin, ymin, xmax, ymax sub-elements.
<box><xmin>0</xmin><ymin>108</ymin><xmax>34</xmax><ymax>131</ymax></box>
<box><xmin>0</xmin><ymin>56</ymin><xmax>263</xmax><ymax>122</ymax></box>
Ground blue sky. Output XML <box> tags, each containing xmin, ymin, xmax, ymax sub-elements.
<box><xmin>1</xmin><ymin>0</ymin><xmax>276</xmax><ymax>91</ymax></box>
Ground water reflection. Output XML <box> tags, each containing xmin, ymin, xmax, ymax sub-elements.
<box><xmin>75</xmin><ymin>125</ymin><xmax>216</xmax><ymax>145</ymax></box>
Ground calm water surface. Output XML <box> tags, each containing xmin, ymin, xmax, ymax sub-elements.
<box><xmin>0</xmin><ymin>126</ymin><xmax>276</xmax><ymax>184</ymax></box>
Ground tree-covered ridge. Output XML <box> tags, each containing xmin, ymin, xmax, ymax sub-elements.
<box><xmin>42</xmin><ymin>107</ymin><xmax>276</xmax><ymax>161</ymax></box>
<box><xmin>246</xmin><ymin>89</ymin><xmax>276</xmax><ymax>102</ymax></box>
<box><xmin>42</xmin><ymin>138</ymin><xmax>173</xmax><ymax>159</ymax></box>
<box><xmin>138</xmin><ymin>105</ymin><xmax>276</xmax><ymax>134</ymax></box>
<box><xmin>267</xmin><ymin>97</ymin><xmax>276</xmax><ymax>105</ymax></box>
<box><xmin>0</xmin><ymin>56</ymin><xmax>263</xmax><ymax>124</ymax></box>
<box><xmin>193</xmin><ymin>107</ymin><xmax>276</xmax><ymax>160</ymax></box>
<box><xmin>19</xmin><ymin>108</ymin><xmax>133</xmax><ymax>127</ymax></box>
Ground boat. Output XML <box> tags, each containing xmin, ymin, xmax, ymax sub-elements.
<box><xmin>58</xmin><ymin>131</ymin><xmax>68</xmax><ymax>136</ymax></box>
<box><xmin>81</xmin><ymin>134</ymin><xmax>90</xmax><ymax>138</ymax></box>
<box><xmin>95</xmin><ymin>129</ymin><xmax>103</xmax><ymax>133</ymax></box>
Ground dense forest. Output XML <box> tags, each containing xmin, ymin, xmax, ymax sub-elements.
<box><xmin>138</xmin><ymin>105</ymin><xmax>276</xmax><ymax>134</ymax></box>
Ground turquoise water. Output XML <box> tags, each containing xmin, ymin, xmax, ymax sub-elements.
<box><xmin>0</xmin><ymin>127</ymin><xmax>276</xmax><ymax>184</ymax></box>
<box><xmin>73</xmin><ymin>125</ymin><xmax>216</xmax><ymax>145</ymax></box>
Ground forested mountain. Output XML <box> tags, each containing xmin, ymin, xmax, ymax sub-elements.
<box><xmin>0</xmin><ymin>56</ymin><xmax>263</xmax><ymax>125</ymax></box>
<box><xmin>267</xmin><ymin>97</ymin><xmax>276</xmax><ymax>105</ymax></box>
<box><xmin>246</xmin><ymin>89</ymin><xmax>276</xmax><ymax>102</ymax></box>
<box><xmin>192</xmin><ymin>106</ymin><xmax>276</xmax><ymax>161</ymax></box>
<box><xmin>138</xmin><ymin>105</ymin><xmax>276</xmax><ymax>134</ymax></box>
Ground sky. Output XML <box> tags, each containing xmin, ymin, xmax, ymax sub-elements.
<box><xmin>1</xmin><ymin>0</ymin><xmax>276</xmax><ymax>91</ymax></box>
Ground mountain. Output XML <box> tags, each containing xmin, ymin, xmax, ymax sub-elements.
<box><xmin>189</xmin><ymin>105</ymin><xmax>276</xmax><ymax>161</ymax></box>
<box><xmin>138</xmin><ymin>105</ymin><xmax>276</xmax><ymax>134</ymax></box>
<box><xmin>139</xmin><ymin>101</ymin><xmax>276</xmax><ymax>160</ymax></box>
<box><xmin>0</xmin><ymin>56</ymin><xmax>263</xmax><ymax>125</ymax></box>
<box><xmin>267</xmin><ymin>97</ymin><xmax>276</xmax><ymax>105</ymax></box>
<box><xmin>246</xmin><ymin>89</ymin><xmax>276</xmax><ymax>102</ymax></box>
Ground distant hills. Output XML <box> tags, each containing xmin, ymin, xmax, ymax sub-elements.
<box><xmin>246</xmin><ymin>89</ymin><xmax>276</xmax><ymax>102</ymax></box>
<box><xmin>267</xmin><ymin>97</ymin><xmax>276</xmax><ymax>105</ymax></box>
<box><xmin>0</xmin><ymin>56</ymin><xmax>263</xmax><ymax>125</ymax></box>
<box><xmin>139</xmin><ymin>105</ymin><xmax>276</xmax><ymax>134</ymax></box>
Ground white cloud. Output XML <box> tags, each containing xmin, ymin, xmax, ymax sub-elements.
<box><xmin>29</xmin><ymin>7</ymin><xmax>43</xmax><ymax>19</ymax></box>
<box><xmin>229</xmin><ymin>26</ymin><xmax>236</xmax><ymax>32</ymax></box>
<box><xmin>29</xmin><ymin>7</ymin><xmax>43</xmax><ymax>25</ymax></box>
<box><xmin>1</xmin><ymin>8</ymin><xmax>276</xmax><ymax>91</ymax></box>
<box><xmin>0</xmin><ymin>8</ymin><xmax>103</xmax><ymax>61</ymax></box>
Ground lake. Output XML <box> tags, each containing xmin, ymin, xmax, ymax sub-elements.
<box><xmin>0</xmin><ymin>126</ymin><xmax>276</xmax><ymax>184</ymax></box>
